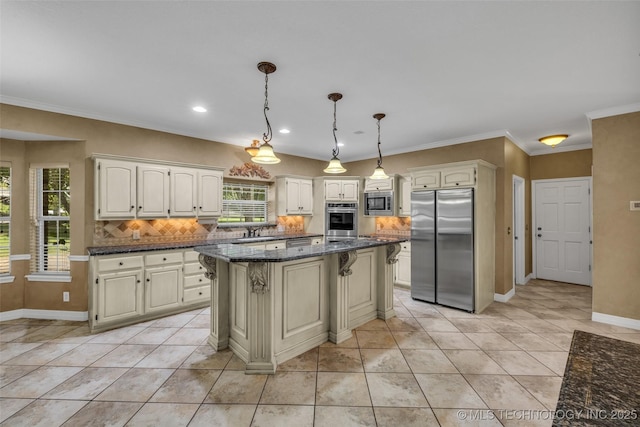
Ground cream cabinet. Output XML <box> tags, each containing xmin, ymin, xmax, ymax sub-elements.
<box><xmin>265</xmin><ymin>241</ymin><xmax>286</xmax><ymax>250</ymax></box>
<box><xmin>398</xmin><ymin>176</ymin><xmax>412</xmax><ymax>217</ymax></box>
<box><xmin>441</xmin><ymin>166</ymin><xmax>476</xmax><ymax>187</ymax></box>
<box><xmin>89</xmin><ymin>248</ymin><xmax>210</xmax><ymax>333</ymax></box>
<box><xmin>394</xmin><ymin>242</ymin><xmax>411</xmax><ymax>287</ymax></box>
<box><xmin>93</xmin><ymin>255</ymin><xmax>144</xmax><ymax>326</ymax></box>
<box><xmin>94</xmin><ymin>155</ymin><xmax>223</xmax><ymax>220</ymax></box>
<box><xmin>137</xmin><ymin>165</ymin><xmax>170</xmax><ymax>218</ymax></box>
<box><xmin>170</xmin><ymin>167</ymin><xmax>198</xmax><ymax>217</ymax></box>
<box><xmin>412</xmin><ymin>170</ymin><xmax>440</xmax><ymax>190</ymax></box>
<box><xmin>197</xmin><ymin>169</ymin><xmax>223</xmax><ymax>217</ymax></box>
<box><xmin>95</xmin><ymin>159</ymin><xmax>137</xmax><ymax>219</ymax></box>
<box><xmin>276</xmin><ymin>177</ymin><xmax>313</xmax><ymax>215</ymax></box>
<box><xmin>311</xmin><ymin>237</ymin><xmax>323</xmax><ymax>246</ymax></box>
<box><xmin>364</xmin><ymin>177</ymin><xmax>394</xmax><ymax>192</ymax></box>
<box><xmin>144</xmin><ymin>252</ymin><xmax>183</xmax><ymax>313</ymax></box>
<box><xmin>183</xmin><ymin>250</ymin><xmax>210</xmax><ymax>304</ymax></box>
<box><xmin>324</xmin><ymin>179</ymin><xmax>359</xmax><ymax>202</ymax></box>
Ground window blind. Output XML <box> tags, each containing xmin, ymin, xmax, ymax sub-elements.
<box><xmin>219</xmin><ymin>182</ymin><xmax>268</xmax><ymax>224</ymax></box>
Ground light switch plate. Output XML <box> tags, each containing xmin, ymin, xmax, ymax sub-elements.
<box><xmin>132</xmin><ymin>230</ymin><xmax>141</xmax><ymax>239</ymax></box>
<box><xmin>631</xmin><ymin>201</ymin><xmax>640</xmax><ymax>211</ymax></box>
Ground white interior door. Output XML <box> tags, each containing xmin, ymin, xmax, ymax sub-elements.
<box><xmin>534</xmin><ymin>178</ymin><xmax>591</xmax><ymax>285</ymax></box>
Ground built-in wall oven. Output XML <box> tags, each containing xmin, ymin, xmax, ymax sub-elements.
<box><xmin>325</xmin><ymin>202</ymin><xmax>358</xmax><ymax>241</ymax></box>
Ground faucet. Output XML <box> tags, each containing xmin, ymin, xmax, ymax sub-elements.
<box><xmin>245</xmin><ymin>226</ymin><xmax>263</xmax><ymax>237</ymax></box>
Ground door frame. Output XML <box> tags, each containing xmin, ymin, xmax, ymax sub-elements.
<box><xmin>513</xmin><ymin>175</ymin><xmax>526</xmax><ymax>285</ymax></box>
<box><xmin>532</xmin><ymin>177</ymin><xmax>593</xmax><ymax>285</ymax></box>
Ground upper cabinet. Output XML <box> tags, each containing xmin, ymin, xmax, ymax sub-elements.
<box><xmin>364</xmin><ymin>177</ymin><xmax>394</xmax><ymax>192</ymax></box>
<box><xmin>96</xmin><ymin>159</ymin><xmax>137</xmax><ymax>219</ymax></box>
<box><xmin>411</xmin><ymin>170</ymin><xmax>441</xmax><ymax>190</ymax></box>
<box><xmin>441</xmin><ymin>166</ymin><xmax>476</xmax><ymax>188</ymax></box>
<box><xmin>410</xmin><ymin>163</ymin><xmax>476</xmax><ymax>190</ymax></box>
<box><xmin>397</xmin><ymin>175</ymin><xmax>412</xmax><ymax>217</ymax></box>
<box><xmin>276</xmin><ymin>177</ymin><xmax>313</xmax><ymax>215</ymax></box>
<box><xmin>325</xmin><ymin>179</ymin><xmax>359</xmax><ymax>202</ymax></box>
<box><xmin>94</xmin><ymin>155</ymin><xmax>223</xmax><ymax>220</ymax></box>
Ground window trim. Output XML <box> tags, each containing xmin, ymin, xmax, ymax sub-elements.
<box><xmin>219</xmin><ymin>181</ymin><xmax>270</xmax><ymax>226</ymax></box>
<box><xmin>0</xmin><ymin>162</ymin><xmax>11</xmax><ymax>276</ymax></box>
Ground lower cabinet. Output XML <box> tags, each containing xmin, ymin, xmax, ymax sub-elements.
<box><xmin>89</xmin><ymin>249</ymin><xmax>210</xmax><ymax>332</ymax></box>
<box><xmin>394</xmin><ymin>242</ymin><xmax>411</xmax><ymax>288</ymax></box>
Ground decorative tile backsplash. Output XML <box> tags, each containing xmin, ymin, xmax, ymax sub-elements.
<box><xmin>93</xmin><ymin>216</ymin><xmax>307</xmax><ymax>246</ymax></box>
<box><xmin>375</xmin><ymin>216</ymin><xmax>411</xmax><ymax>235</ymax></box>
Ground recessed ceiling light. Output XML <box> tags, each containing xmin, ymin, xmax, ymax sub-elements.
<box><xmin>192</xmin><ymin>106</ymin><xmax>207</xmax><ymax>113</ymax></box>
<box><xmin>279</xmin><ymin>128</ymin><xmax>290</xmax><ymax>134</ymax></box>
<box><xmin>354</xmin><ymin>130</ymin><xmax>365</xmax><ymax>135</ymax></box>
<box><xmin>338</xmin><ymin>142</ymin><xmax>345</xmax><ymax>147</ymax></box>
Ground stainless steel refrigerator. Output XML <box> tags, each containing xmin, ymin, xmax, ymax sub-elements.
<box><xmin>411</xmin><ymin>189</ymin><xmax>474</xmax><ymax>311</ymax></box>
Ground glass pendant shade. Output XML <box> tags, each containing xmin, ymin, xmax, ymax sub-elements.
<box><xmin>369</xmin><ymin>166</ymin><xmax>389</xmax><ymax>180</ymax></box>
<box><xmin>245</xmin><ymin>139</ymin><xmax>261</xmax><ymax>157</ymax></box>
<box><xmin>323</xmin><ymin>155</ymin><xmax>347</xmax><ymax>174</ymax></box>
<box><xmin>539</xmin><ymin>134</ymin><xmax>568</xmax><ymax>147</ymax></box>
<box><xmin>251</xmin><ymin>142</ymin><xmax>281</xmax><ymax>164</ymax></box>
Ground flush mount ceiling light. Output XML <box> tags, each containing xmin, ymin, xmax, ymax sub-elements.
<box><xmin>323</xmin><ymin>93</ymin><xmax>347</xmax><ymax>174</ymax></box>
<box><xmin>369</xmin><ymin>113</ymin><xmax>390</xmax><ymax>180</ymax></box>
<box><xmin>244</xmin><ymin>139</ymin><xmax>261</xmax><ymax>157</ymax></box>
<box><xmin>279</xmin><ymin>129</ymin><xmax>290</xmax><ymax>134</ymax></box>
<box><xmin>192</xmin><ymin>106</ymin><xmax>207</xmax><ymax>113</ymax></box>
<box><xmin>251</xmin><ymin>61</ymin><xmax>281</xmax><ymax>165</ymax></box>
<box><xmin>539</xmin><ymin>134</ymin><xmax>568</xmax><ymax>148</ymax></box>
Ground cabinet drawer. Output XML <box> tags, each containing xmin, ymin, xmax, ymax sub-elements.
<box><xmin>184</xmin><ymin>262</ymin><xmax>205</xmax><ymax>276</ymax></box>
<box><xmin>184</xmin><ymin>250</ymin><xmax>199</xmax><ymax>263</ymax></box>
<box><xmin>184</xmin><ymin>285</ymin><xmax>211</xmax><ymax>303</ymax></box>
<box><xmin>97</xmin><ymin>255</ymin><xmax>144</xmax><ymax>272</ymax></box>
<box><xmin>265</xmin><ymin>241</ymin><xmax>286</xmax><ymax>250</ymax></box>
<box><xmin>400</xmin><ymin>242</ymin><xmax>411</xmax><ymax>252</ymax></box>
<box><xmin>184</xmin><ymin>273</ymin><xmax>208</xmax><ymax>288</ymax></box>
<box><xmin>145</xmin><ymin>251</ymin><xmax>183</xmax><ymax>266</ymax></box>
<box><xmin>311</xmin><ymin>238</ymin><xmax>323</xmax><ymax>246</ymax></box>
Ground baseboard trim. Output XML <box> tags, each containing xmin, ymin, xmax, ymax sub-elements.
<box><xmin>525</xmin><ymin>273</ymin><xmax>533</xmax><ymax>283</ymax></box>
<box><xmin>592</xmin><ymin>312</ymin><xmax>640</xmax><ymax>331</ymax></box>
<box><xmin>0</xmin><ymin>309</ymin><xmax>88</xmax><ymax>322</ymax></box>
<box><xmin>494</xmin><ymin>287</ymin><xmax>515</xmax><ymax>303</ymax></box>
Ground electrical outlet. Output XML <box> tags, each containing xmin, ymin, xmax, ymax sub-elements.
<box><xmin>63</xmin><ymin>291</ymin><xmax>70</xmax><ymax>302</ymax></box>
<box><xmin>132</xmin><ymin>230</ymin><xmax>141</xmax><ymax>240</ymax></box>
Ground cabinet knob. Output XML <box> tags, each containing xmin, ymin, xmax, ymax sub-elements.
<box><xmin>146</xmin><ymin>278</ymin><xmax>150</xmax><ymax>282</ymax></box>
<box><xmin>119</xmin><ymin>262</ymin><xmax>123</xmax><ymax>266</ymax></box>
<box><xmin>193</xmin><ymin>206</ymin><xmax>196</xmax><ymax>210</ymax></box>
<box><xmin>138</xmin><ymin>206</ymin><xmax>142</xmax><ymax>209</ymax></box>
<box><xmin>163</xmin><ymin>257</ymin><xmax>167</xmax><ymax>261</ymax></box>
<box><xmin>199</xmin><ymin>266</ymin><xmax>202</xmax><ymax>270</ymax></box>
<box><xmin>199</xmin><ymin>292</ymin><xmax>203</xmax><ymax>295</ymax></box>
<box><xmin>199</xmin><ymin>278</ymin><xmax>202</xmax><ymax>282</ymax></box>
<box><xmin>137</xmin><ymin>280</ymin><xmax>141</xmax><ymax>283</ymax></box>
<box><xmin>130</xmin><ymin>205</ymin><xmax>134</xmax><ymax>210</ymax></box>
<box><xmin>455</xmin><ymin>183</ymin><xmax>460</xmax><ymax>186</ymax></box>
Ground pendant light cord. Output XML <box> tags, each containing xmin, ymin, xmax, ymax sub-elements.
<box><xmin>262</xmin><ymin>72</ymin><xmax>272</xmax><ymax>144</ymax></box>
<box><xmin>376</xmin><ymin>118</ymin><xmax>383</xmax><ymax>167</ymax></box>
<box><xmin>332</xmin><ymin>100</ymin><xmax>340</xmax><ymax>158</ymax></box>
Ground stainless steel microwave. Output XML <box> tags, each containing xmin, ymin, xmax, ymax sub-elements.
<box><xmin>364</xmin><ymin>191</ymin><xmax>394</xmax><ymax>216</ymax></box>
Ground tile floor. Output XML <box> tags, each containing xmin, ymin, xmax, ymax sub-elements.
<box><xmin>1</xmin><ymin>279</ymin><xmax>639</xmax><ymax>426</ymax></box>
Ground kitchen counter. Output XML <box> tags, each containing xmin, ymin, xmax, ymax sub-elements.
<box><xmin>194</xmin><ymin>236</ymin><xmax>408</xmax><ymax>263</ymax></box>
<box><xmin>86</xmin><ymin>232</ymin><xmax>323</xmax><ymax>255</ymax></box>
<box><xmin>196</xmin><ymin>236</ymin><xmax>405</xmax><ymax>374</ymax></box>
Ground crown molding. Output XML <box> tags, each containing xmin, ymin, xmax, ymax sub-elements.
<box><xmin>585</xmin><ymin>102</ymin><xmax>640</xmax><ymax>121</ymax></box>
<box><xmin>528</xmin><ymin>142</ymin><xmax>592</xmax><ymax>156</ymax></box>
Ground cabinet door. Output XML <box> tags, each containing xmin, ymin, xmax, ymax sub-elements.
<box><xmin>170</xmin><ymin>167</ymin><xmax>198</xmax><ymax>217</ymax></box>
<box><xmin>412</xmin><ymin>171</ymin><xmax>440</xmax><ymax>190</ymax></box>
<box><xmin>324</xmin><ymin>181</ymin><xmax>343</xmax><ymax>201</ymax></box>
<box><xmin>441</xmin><ymin>167</ymin><xmax>476</xmax><ymax>187</ymax></box>
<box><xmin>364</xmin><ymin>178</ymin><xmax>393</xmax><ymax>192</ymax></box>
<box><xmin>137</xmin><ymin>165</ymin><xmax>170</xmax><ymax>218</ymax></box>
<box><xmin>341</xmin><ymin>180</ymin><xmax>359</xmax><ymax>201</ymax></box>
<box><xmin>198</xmin><ymin>170</ymin><xmax>223</xmax><ymax>217</ymax></box>
<box><xmin>285</xmin><ymin>178</ymin><xmax>302</xmax><ymax>214</ymax></box>
<box><xmin>96</xmin><ymin>270</ymin><xmax>143</xmax><ymax>324</ymax></box>
<box><xmin>299</xmin><ymin>179</ymin><xmax>313</xmax><ymax>214</ymax></box>
<box><xmin>96</xmin><ymin>159</ymin><xmax>137</xmax><ymax>219</ymax></box>
<box><xmin>398</xmin><ymin>177</ymin><xmax>412</xmax><ymax>217</ymax></box>
<box><xmin>395</xmin><ymin>253</ymin><xmax>412</xmax><ymax>286</ymax></box>
<box><xmin>145</xmin><ymin>265</ymin><xmax>182</xmax><ymax>313</ymax></box>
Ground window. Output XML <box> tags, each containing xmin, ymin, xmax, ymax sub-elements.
<box><xmin>218</xmin><ymin>182</ymin><xmax>268</xmax><ymax>224</ymax></box>
<box><xmin>29</xmin><ymin>166</ymin><xmax>70</xmax><ymax>274</ymax></box>
<box><xmin>0</xmin><ymin>165</ymin><xmax>10</xmax><ymax>275</ymax></box>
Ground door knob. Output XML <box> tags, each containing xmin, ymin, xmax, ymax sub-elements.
<box><xmin>537</xmin><ymin>234</ymin><xmax>542</xmax><ymax>237</ymax></box>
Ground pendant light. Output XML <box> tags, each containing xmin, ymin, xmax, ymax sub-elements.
<box><xmin>245</xmin><ymin>139</ymin><xmax>261</xmax><ymax>157</ymax></box>
<box><xmin>369</xmin><ymin>113</ymin><xmax>389</xmax><ymax>180</ymax></box>
<box><xmin>323</xmin><ymin>93</ymin><xmax>347</xmax><ymax>174</ymax></box>
<box><xmin>252</xmin><ymin>61</ymin><xmax>281</xmax><ymax>164</ymax></box>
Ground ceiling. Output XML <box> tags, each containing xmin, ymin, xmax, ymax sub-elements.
<box><xmin>1</xmin><ymin>1</ymin><xmax>639</xmax><ymax>162</ymax></box>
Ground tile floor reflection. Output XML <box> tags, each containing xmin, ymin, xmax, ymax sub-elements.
<box><xmin>1</xmin><ymin>279</ymin><xmax>638</xmax><ymax>426</ymax></box>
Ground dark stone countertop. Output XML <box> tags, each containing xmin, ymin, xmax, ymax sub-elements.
<box><xmin>194</xmin><ymin>236</ymin><xmax>409</xmax><ymax>263</ymax></box>
<box><xmin>553</xmin><ymin>330</ymin><xmax>640</xmax><ymax>426</ymax></box>
<box><xmin>86</xmin><ymin>233</ymin><xmax>323</xmax><ymax>256</ymax></box>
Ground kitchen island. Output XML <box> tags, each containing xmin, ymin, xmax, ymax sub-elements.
<box><xmin>195</xmin><ymin>237</ymin><xmax>407</xmax><ymax>374</ymax></box>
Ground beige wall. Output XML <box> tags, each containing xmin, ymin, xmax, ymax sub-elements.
<box><xmin>530</xmin><ymin>149</ymin><xmax>592</xmax><ymax>180</ymax></box>
<box><xmin>0</xmin><ymin>104</ymin><xmax>325</xmax><ymax>314</ymax></box>
<box><xmin>591</xmin><ymin>112</ymin><xmax>640</xmax><ymax>321</ymax></box>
